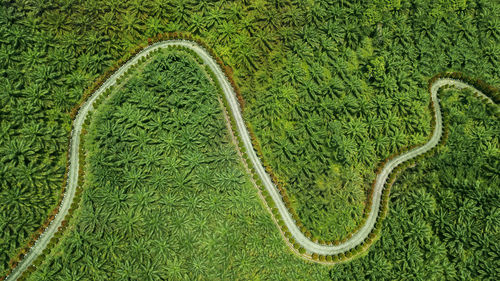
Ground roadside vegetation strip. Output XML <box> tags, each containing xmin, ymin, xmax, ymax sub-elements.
<box><xmin>5</xmin><ymin>35</ymin><xmax>499</xmax><ymax>280</ymax></box>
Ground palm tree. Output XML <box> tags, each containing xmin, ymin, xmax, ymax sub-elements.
<box><xmin>274</xmin><ymin>137</ymin><xmax>296</xmax><ymax>161</ymax></box>
<box><xmin>280</xmin><ymin>56</ymin><xmax>305</xmax><ymax>86</ymax></box>
<box><xmin>158</xmin><ymin>189</ymin><xmax>181</xmax><ymax>214</ymax></box>
<box><xmin>173</xmin><ymin>170</ymin><xmax>191</xmax><ymax>189</ymax></box>
<box><xmin>373</xmin><ymin>94</ymin><xmax>393</xmax><ymax>117</ymax></box>
<box><xmin>336</xmin><ymin>135</ymin><xmax>356</xmax><ymax>163</ymax></box>
<box><xmin>169</xmin><ymin>0</ymin><xmax>191</xmax><ymax>25</ymax></box>
<box><xmin>258</xmin><ymin>8</ymin><xmax>281</xmax><ymax>31</ymax></box>
<box><xmin>324</xmin><ymin>20</ymin><xmax>344</xmax><ymax>45</ymax></box>
<box><xmin>20</xmin><ymin>45</ymin><xmax>46</xmax><ymax>70</ymax></box>
<box><xmin>81</xmin><ymin>31</ymin><xmax>104</xmax><ymax>57</ymax></box>
<box><xmin>43</xmin><ymin>10</ymin><xmax>70</xmax><ymax>37</ymax></box>
<box><xmin>158</xmin><ymin>131</ymin><xmax>179</xmax><ymax>156</ymax></box>
<box><xmin>470</xmin><ymin>125</ymin><xmax>494</xmax><ymax>150</ymax></box>
<box><xmin>357</xmin><ymin>97</ymin><xmax>373</xmax><ymax>118</ymax></box>
<box><xmin>340</xmin><ymin>95</ymin><xmax>360</xmax><ymax>116</ymax></box>
<box><xmin>481</xmin><ymin>42</ymin><xmax>499</xmax><ymax>67</ymax></box>
<box><xmin>104</xmin><ymin>187</ymin><xmax>129</xmax><ymax>214</ymax></box>
<box><xmin>253</xmin><ymin>29</ymin><xmax>274</xmax><ymax>52</ymax></box>
<box><xmin>59</xmin><ymin>266</ymin><xmax>86</xmax><ymax>281</ymax></box>
<box><xmin>239</xmin><ymin>15</ymin><xmax>257</xmax><ymax>36</ymax></box>
<box><xmin>358</xmin><ymin>141</ymin><xmax>375</xmax><ymax>165</ymax></box>
<box><xmin>215</xmin><ymin>168</ymin><xmax>244</xmax><ymax>192</ymax></box>
<box><xmin>139</xmin><ymin>146</ymin><xmax>161</xmax><ymax>170</ymax></box>
<box><xmin>344</xmin><ymin>117</ymin><xmax>367</xmax><ymax>144</ymax></box>
<box><xmin>300</xmin><ymin>25</ymin><xmax>321</xmax><ymax>47</ymax></box>
<box><xmin>31</xmin><ymin>64</ymin><xmax>60</xmax><ymax>89</ymax></box>
<box><xmin>325</xmin><ymin>76</ymin><xmax>345</xmax><ymax>98</ymax></box>
<box><xmin>332</xmin><ymin>56</ymin><xmax>350</xmax><ymax>80</ymax></box>
<box><xmin>178</xmin><ymin>126</ymin><xmax>201</xmax><ymax>152</ymax></box>
<box><xmin>303</xmin><ymin>79</ymin><xmax>321</xmax><ymax>102</ymax></box>
<box><xmin>24</xmin><ymin>83</ymin><xmax>49</xmax><ymax>109</ymax></box>
<box><xmin>123</xmin><ymin>166</ymin><xmax>147</xmax><ymax>190</ymax></box>
<box><xmin>138</xmin><ymin>258</ymin><xmax>164</xmax><ymax>281</ymax></box>
<box><xmin>0</xmin><ymin>44</ymin><xmax>19</xmax><ymax>69</ymax></box>
<box><xmin>214</xmin><ymin>146</ymin><xmax>238</xmax><ymax>167</ymax></box>
<box><xmin>97</xmin><ymin>12</ymin><xmax>117</xmax><ymax>36</ymax></box>
<box><xmin>129</xmin><ymin>0</ymin><xmax>150</xmax><ymax>19</ymax></box>
<box><xmin>29</xmin><ymin>260</ymin><xmax>61</xmax><ymax>280</ymax></box>
<box><xmin>189</xmin><ymin>255</ymin><xmax>207</xmax><ymax>279</ymax></box>
<box><xmin>169</xmin><ymin>211</ymin><xmax>191</xmax><ymax>237</ymax></box>
<box><xmin>288</xmin><ymin>40</ymin><xmax>313</xmax><ymax>61</ymax></box>
<box><xmin>131</xmin><ymin>186</ymin><xmax>158</xmax><ymax>213</ymax></box>
<box><xmin>119</xmin><ymin>11</ymin><xmax>143</xmax><ymax>37</ymax></box>
<box><xmin>410</xmin><ymin>189</ymin><xmax>437</xmax><ymax>217</ymax></box>
<box><xmin>104</xmin><ymin>0</ymin><xmax>126</xmax><ymax>16</ymax></box>
<box><xmin>144</xmin><ymin>211</ymin><xmax>166</xmax><ymax>240</ymax></box>
<box><xmin>233</xmin><ymin>36</ymin><xmax>259</xmax><ymax>70</ymax></box>
<box><xmin>382</xmin><ymin>111</ymin><xmax>399</xmax><ymax>134</ymax></box>
<box><xmin>116</xmin><ymin>147</ymin><xmax>139</xmax><ymax>168</ymax></box>
<box><xmin>14</xmin><ymin>160</ymin><xmax>48</xmax><ymax>189</ymax></box>
<box><xmin>183</xmin><ymin>195</ymin><xmax>203</xmax><ymax>216</ymax></box>
<box><xmin>188</xmin><ymin>14</ymin><xmax>206</xmax><ymax>35</ymax></box>
<box><xmin>342</xmin><ymin>20</ymin><xmax>361</xmax><ymax>49</ymax></box>
<box><xmin>80</xmin><ymin>204</ymin><xmax>103</xmax><ymax>234</ymax></box>
<box><xmin>277</xmin><ymin>26</ymin><xmax>298</xmax><ymax>46</ymax></box>
<box><xmin>204</xmin><ymin>5</ymin><xmax>224</xmax><ymax>30</ymax></box>
<box><xmin>52</xmin><ymin>45</ymin><xmax>75</xmax><ymax>72</ymax></box>
<box><xmin>1</xmin><ymin>138</ymin><xmax>35</xmax><ymax>166</ymax></box>
<box><xmin>392</xmin><ymin>92</ymin><xmax>412</xmax><ymax>117</ymax></box>
<box><xmin>376</xmin><ymin>73</ymin><xmax>398</xmax><ymax>95</ymax></box>
<box><xmin>374</xmin><ymin>135</ymin><xmax>390</xmax><ymax>156</ymax></box>
<box><xmin>124</xmin><ymin>110</ymin><xmax>148</xmax><ymax>131</ymax></box>
<box><xmin>115</xmin><ymin>258</ymin><xmax>138</xmax><ymax>280</ymax></box>
<box><xmin>392</xmin><ymin>23</ymin><xmax>412</xmax><ymax>48</ymax></box>
<box><xmin>83</xmin><ymin>253</ymin><xmax>109</xmax><ymax>278</ymax></box>
<box><xmin>117</xmin><ymin>209</ymin><xmax>144</xmax><ymax>238</ymax></box>
<box><xmin>165</xmin><ymin>256</ymin><xmax>186</xmax><ymax>280</ymax></box>
<box><xmin>150</xmin><ymin>0</ymin><xmax>172</xmax><ymax>18</ymax></box>
<box><xmin>479</xmin><ymin>13</ymin><xmax>500</xmax><ymax>41</ymax></box>
<box><xmin>455</xmin><ymin>17</ymin><xmax>477</xmax><ymax>43</ymax></box>
<box><xmin>414</xmin><ymin>16</ymin><xmax>434</xmax><ymax>41</ymax></box>
<box><xmin>98</xmin><ymin>233</ymin><xmax>124</xmax><ymax>261</ymax></box>
<box><xmin>194</xmin><ymin>0</ymin><xmax>214</xmax><ymax>16</ymax></box>
<box><xmin>144</xmin><ymin>17</ymin><xmax>164</xmax><ymax>38</ymax></box>
<box><xmin>389</xmin><ymin>128</ymin><xmax>406</xmax><ymax>150</ymax></box>
<box><xmin>182</xmin><ymin>150</ymin><xmax>206</xmax><ymax>175</ymax></box>
<box><xmin>217</xmin><ymin>21</ymin><xmax>237</xmax><ymax>44</ymax></box>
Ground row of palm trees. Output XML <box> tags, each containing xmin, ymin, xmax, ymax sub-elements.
<box><xmin>25</xmin><ymin>49</ymin><xmax>327</xmax><ymax>280</ymax></box>
<box><xmin>240</xmin><ymin>0</ymin><xmax>498</xmax><ymax>242</ymax></box>
<box><xmin>1</xmin><ymin>0</ymin><xmax>499</xmax><ymax>276</ymax></box>
<box><xmin>28</xmin><ymin>79</ymin><xmax>498</xmax><ymax>279</ymax></box>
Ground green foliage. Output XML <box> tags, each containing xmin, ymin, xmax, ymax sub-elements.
<box><xmin>35</xmin><ymin>55</ymin><xmax>497</xmax><ymax>280</ymax></box>
<box><xmin>241</xmin><ymin>0</ymin><xmax>499</xmax><ymax>241</ymax></box>
<box><xmin>330</xmin><ymin>87</ymin><xmax>499</xmax><ymax>280</ymax></box>
<box><xmin>26</xmin><ymin>50</ymin><xmax>333</xmax><ymax>280</ymax></box>
<box><xmin>0</xmin><ymin>0</ymin><xmax>499</xmax><ymax>278</ymax></box>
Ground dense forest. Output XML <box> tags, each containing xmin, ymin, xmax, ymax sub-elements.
<box><xmin>329</xmin><ymin>88</ymin><xmax>499</xmax><ymax>280</ymax></box>
<box><xmin>0</xmin><ymin>0</ymin><xmax>499</xmax><ymax>278</ymax></box>
<box><xmin>26</xmin><ymin>50</ymin><xmax>500</xmax><ymax>281</ymax></box>
<box><xmin>26</xmin><ymin>50</ymin><xmax>333</xmax><ymax>280</ymax></box>
<box><xmin>243</xmin><ymin>1</ymin><xmax>499</xmax><ymax>242</ymax></box>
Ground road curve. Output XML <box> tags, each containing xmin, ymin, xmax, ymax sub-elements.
<box><xmin>6</xmin><ymin>40</ymin><xmax>493</xmax><ymax>280</ymax></box>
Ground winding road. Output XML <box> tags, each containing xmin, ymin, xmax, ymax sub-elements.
<box><xmin>6</xmin><ymin>40</ymin><xmax>494</xmax><ymax>280</ymax></box>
